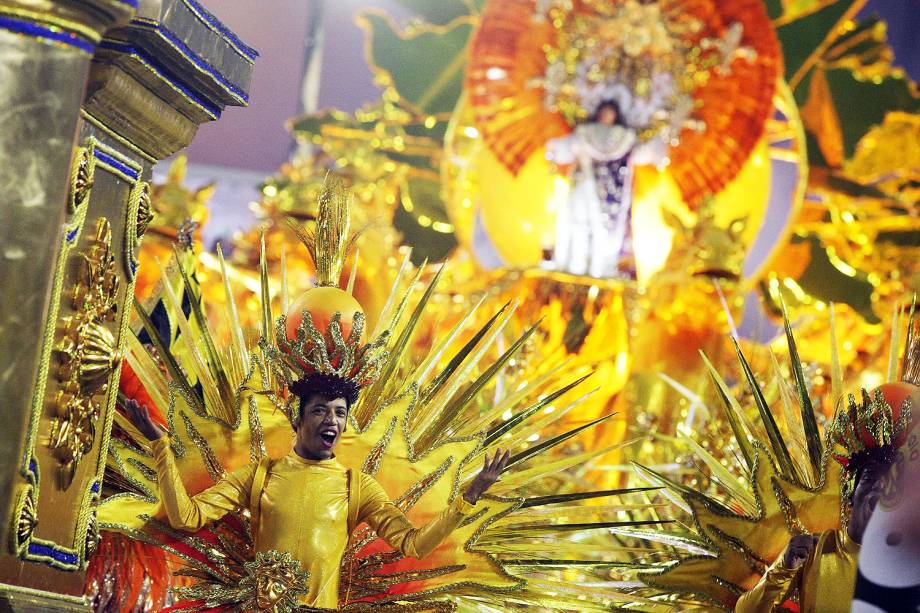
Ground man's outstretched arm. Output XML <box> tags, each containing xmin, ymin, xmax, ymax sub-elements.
<box><xmin>359</xmin><ymin>450</ymin><xmax>510</xmax><ymax>559</ymax></box>
<box><xmin>126</xmin><ymin>399</ymin><xmax>255</xmax><ymax>531</ymax></box>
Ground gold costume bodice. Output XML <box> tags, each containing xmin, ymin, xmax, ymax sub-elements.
<box><xmin>260</xmin><ymin>453</ymin><xmax>351</xmax><ymax>607</ymax></box>
<box><xmin>152</xmin><ymin>438</ymin><xmax>473</xmax><ymax>609</ymax></box>
<box><xmin>735</xmin><ymin>529</ymin><xmax>860</xmax><ymax>613</ymax></box>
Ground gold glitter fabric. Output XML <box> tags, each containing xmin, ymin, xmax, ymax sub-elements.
<box><xmin>152</xmin><ymin>437</ymin><xmax>473</xmax><ymax>608</ymax></box>
<box><xmin>735</xmin><ymin>528</ymin><xmax>860</xmax><ymax>613</ymax></box>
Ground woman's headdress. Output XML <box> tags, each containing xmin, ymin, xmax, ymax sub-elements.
<box><xmin>831</xmin><ymin>311</ymin><xmax>918</xmax><ymax>498</ymax></box>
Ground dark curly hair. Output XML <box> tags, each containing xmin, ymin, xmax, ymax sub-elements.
<box><xmin>590</xmin><ymin>98</ymin><xmax>626</xmax><ymax>126</ymax></box>
<box><xmin>847</xmin><ymin>445</ymin><xmax>898</xmax><ymax>499</ymax></box>
<box><xmin>290</xmin><ymin>373</ymin><xmax>360</xmax><ymax>422</ymax></box>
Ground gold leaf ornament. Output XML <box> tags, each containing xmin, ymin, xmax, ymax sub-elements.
<box><xmin>50</xmin><ymin>218</ymin><xmax>121</xmax><ymax>489</ymax></box>
<box><xmin>69</xmin><ymin>146</ymin><xmax>95</xmax><ymax>213</ymax></box>
<box><xmin>71</xmin><ymin>219</ymin><xmax>119</xmax><ymax>320</ymax></box>
<box><xmin>136</xmin><ymin>182</ymin><xmax>154</xmax><ymax>238</ymax></box>
<box><xmin>174</xmin><ymin>549</ymin><xmax>309</xmax><ymax>612</ymax></box>
<box><xmin>57</xmin><ymin>318</ymin><xmax>122</xmax><ymax>397</ymax></box>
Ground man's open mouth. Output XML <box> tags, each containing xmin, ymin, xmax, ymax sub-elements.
<box><xmin>318</xmin><ymin>429</ymin><xmax>337</xmax><ymax>448</ymax></box>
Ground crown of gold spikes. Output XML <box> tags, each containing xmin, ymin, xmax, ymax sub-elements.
<box><xmin>830</xmin><ymin>388</ymin><xmax>911</xmax><ymax>491</ymax></box>
<box><xmin>263</xmin><ymin>312</ymin><xmax>390</xmax><ymax>393</ymax></box>
<box><xmin>831</xmin><ymin>306</ymin><xmax>918</xmax><ymax>497</ymax></box>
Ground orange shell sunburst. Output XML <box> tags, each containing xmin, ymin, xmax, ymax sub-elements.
<box><xmin>465</xmin><ymin>0</ymin><xmax>782</xmax><ymax>206</ymax></box>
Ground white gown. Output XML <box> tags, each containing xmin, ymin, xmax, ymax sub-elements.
<box><xmin>546</xmin><ymin>123</ymin><xmax>637</xmax><ymax>278</ymax></box>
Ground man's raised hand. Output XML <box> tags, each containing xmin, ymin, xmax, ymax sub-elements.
<box><xmin>463</xmin><ymin>449</ymin><xmax>511</xmax><ymax>505</ymax></box>
<box><xmin>124</xmin><ymin>398</ymin><xmax>167</xmax><ymax>441</ymax></box>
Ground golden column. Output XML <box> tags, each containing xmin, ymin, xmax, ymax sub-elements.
<box><xmin>0</xmin><ymin>1</ymin><xmax>254</xmax><ymax>608</ymax></box>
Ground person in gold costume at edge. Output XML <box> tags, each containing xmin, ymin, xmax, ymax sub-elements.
<box><xmin>736</xmin><ymin>389</ymin><xmax>913</xmax><ymax>613</ymax></box>
<box><xmin>124</xmin><ymin>370</ymin><xmax>510</xmax><ymax>610</ymax></box>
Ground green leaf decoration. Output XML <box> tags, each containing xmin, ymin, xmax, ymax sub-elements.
<box><xmin>824</xmin><ymin>16</ymin><xmax>891</xmax><ymax>70</ymax></box>
<box><xmin>289</xmin><ymin>108</ymin><xmax>445</xmax><ymax>170</ymax></box>
<box><xmin>394</xmin><ymin>176</ymin><xmax>457</xmax><ymax>263</ymax></box>
<box><xmin>793</xmin><ymin>234</ymin><xmax>878</xmax><ymax>323</ymax></box>
<box><xmin>823</xmin><ymin>67</ymin><xmax>919</xmax><ymax>157</ymax></box>
<box><xmin>876</xmin><ymin>230</ymin><xmax>920</xmax><ymax>247</ymax></box>
<box><xmin>358</xmin><ymin>11</ymin><xmax>475</xmax><ymax>115</ymax></box>
<box><xmin>392</xmin><ymin>0</ymin><xmax>480</xmax><ymax>25</ymax></box>
<box><xmin>289</xmin><ymin>109</ymin><xmax>378</xmax><ymax>142</ymax></box>
<box><xmin>776</xmin><ymin>0</ymin><xmax>861</xmax><ymax>85</ymax></box>
<box><xmin>763</xmin><ymin>0</ymin><xmax>784</xmax><ymax>20</ymax></box>
<box><xmin>823</xmin><ymin>173</ymin><xmax>893</xmax><ymax>200</ymax></box>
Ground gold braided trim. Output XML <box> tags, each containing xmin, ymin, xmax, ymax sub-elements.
<box><xmin>72</xmin><ymin>150</ymin><xmax>144</xmax><ymax>569</ymax></box>
<box><xmin>80</xmin><ymin>109</ymin><xmax>158</xmax><ymax>163</ymax></box>
<box><xmin>0</xmin><ymin>581</ymin><xmax>88</xmax><ymax>605</ymax></box>
<box><xmin>181</xmin><ymin>412</ymin><xmax>225</xmax><ymax>482</ymax></box>
<box><xmin>20</xmin><ymin>141</ymin><xmax>95</xmax><ymax>485</ymax></box>
<box><xmin>16</xmin><ymin>135</ymin><xmax>146</xmax><ymax>570</ymax></box>
<box><xmin>124</xmin><ymin>178</ymin><xmax>147</xmax><ymax>281</ymax></box>
<box><xmin>99</xmin><ymin>48</ymin><xmax>218</xmax><ymax>120</ymax></box>
<box><xmin>361</xmin><ymin>416</ymin><xmax>398</xmax><ymax>476</ymax></box>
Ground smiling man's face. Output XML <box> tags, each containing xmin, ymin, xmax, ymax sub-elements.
<box><xmin>294</xmin><ymin>393</ymin><xmax>348</xmax><ymax>460</ymax></box>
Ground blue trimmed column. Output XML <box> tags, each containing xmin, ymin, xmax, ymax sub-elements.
<box><xmin>0</xmin><ymin>0</ymin><xmax>253</xmax><ymax>607</ymax></box>
<box><xmin>0</xmin><ymin>0</ymin><xmax>136</xmax><ymax>578</ymax></box>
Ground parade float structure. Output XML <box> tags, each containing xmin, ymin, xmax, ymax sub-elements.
<box><xmin>0</xmin><ymin>0</ymin><xmax>252</xmax><ymax>608</ymax></box>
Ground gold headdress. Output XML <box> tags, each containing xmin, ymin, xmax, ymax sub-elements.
<box><xmin>831</xmin><ymin>305</ymin><xmax>918</xmax><ymax>497</ymax></box>
<box><xmin>262</xmin><ymin>177</ymin><xmax>389</xmax><ymax>412</ymax></box>
<box><xmin>830</xmin><ymin>387</ymin><xmax>912</xmax><ymax>498</ymax></box>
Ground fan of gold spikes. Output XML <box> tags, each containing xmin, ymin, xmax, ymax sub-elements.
<box><xmin>285</xmin><ymin>174</ymin><xmax>357</xmax><ymax>288</ymax></box>
<box><xmin>95</xmin><ymin>183</ymin><xmax>664</xmax><ymax>611</ymax></box>
<box><xmin>596</xmin><ymin>302</ymin><xmax>918</xmax><ymax>610</ymax></box>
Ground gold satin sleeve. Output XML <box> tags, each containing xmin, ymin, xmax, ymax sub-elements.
<box><xmin>151</xmin><ymin>436</ymin><xmax>256</xmax><ymax>531</ymax></box>
<box><xmin>357</xmin><ymin>475</ymin><xmax>475</xmax><ymax>560</ymax></box>
<box><xmin>734</xmin><ymin>546</ymin><xmax>800</xmax><ymax>613</ymax></box>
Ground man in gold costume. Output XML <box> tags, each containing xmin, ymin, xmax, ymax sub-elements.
<box><xmin>736</xmin><ymin>386</ymin><xmax>913</xmax><ymax>613</ymax></box>
<box><xmin>125</xmin><ymin>370</ymin><xmax>509</xmax><ymax>610</ymax></box>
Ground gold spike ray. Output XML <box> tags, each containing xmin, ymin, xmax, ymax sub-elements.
<box><xmin>286</xmin><ymin>174</ymin><xmax>354</xmax><ymax>288</ymax></box>
<box><xmin>902</xmin><ymin>296</ymin><xmax>919</xmax><ymax>385</ymax></box>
